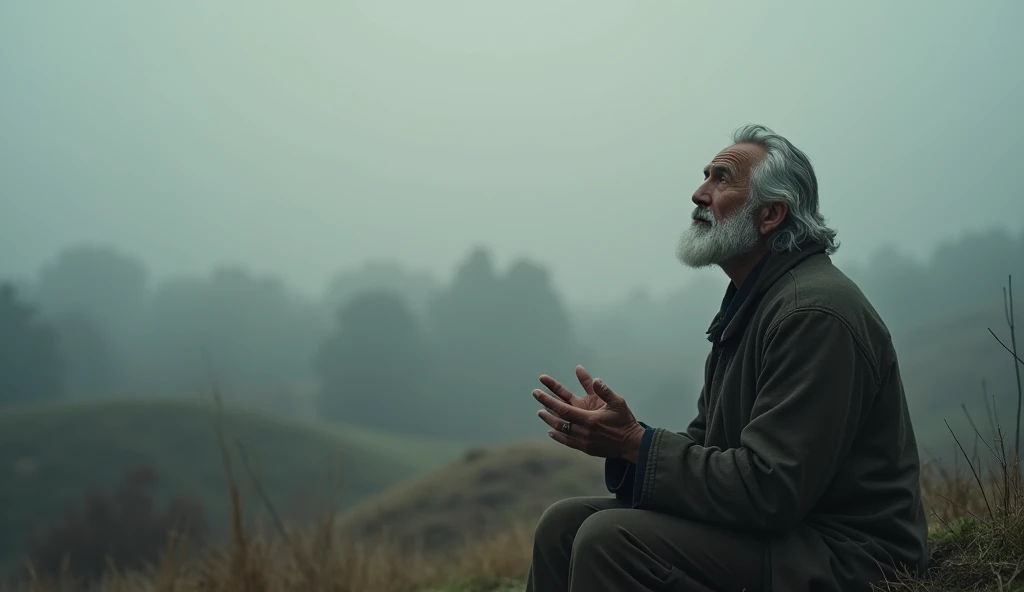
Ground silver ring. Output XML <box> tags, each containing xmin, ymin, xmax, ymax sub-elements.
<box><xmin>561</xmin><ymin>421</ymin><xmax>572</xmax><ymax>435</ymax></box>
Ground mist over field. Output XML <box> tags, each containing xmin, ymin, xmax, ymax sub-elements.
<box><xmin>1</xmin><ymin>1</ymin><xmax>1023</xmax><ymax>589</ymax></box>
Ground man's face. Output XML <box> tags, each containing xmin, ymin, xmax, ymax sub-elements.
<box><xmin>676</xmin><ymin>142</ymin><xmax>767</xmax><ymax>269</ymax></box>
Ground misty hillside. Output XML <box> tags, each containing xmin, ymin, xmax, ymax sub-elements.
<box><xmin>337</xmin><ymin>441</ymin><xmax>604</xmax><ymax>552</ymax></box>
<box><xmin>0</xmin><ymin>398</ymin><xmax>464</xmax><ymax>568</ymax></box>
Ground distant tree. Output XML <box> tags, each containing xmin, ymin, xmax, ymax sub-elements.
<box><xmin>845</xmin><ymin>227</ymin><xmax>1024</xmax><ymax>332</ymax></box>
<box><xmin>0</xmin><ymin>284</ymin><xmax>65</xmax><ymax>405</ymax></box>
<box><xmin>315</xmin><ymin>290</ymin><xmax>432</xmax><ymax>433</ymax></box>
<box><xmin>926</xmin><ymin>228</ymin><xmax>1023</xmax><ymax>315</ymax></box>
<box><xmin>26</xmin><ymin>465</ymin><xmax>207</xmax><ymax>582</ymax></box>
<box><xmin>324</xmin><ymin>259</ymin><xmax>440</xmax><ymax>320</ymax></box>
<box><xmin>845</xmin><ymin>245</ymin><xmax>930</xmax><ymax>330</ymax></box>
<box><xmin>34</xmin><ymin>244</ymin><xmax>149</xmax><ymax>342</ymax></box>
<box><xmin>426</xmin><ymin>248</ymin><xmax>583</xmax><ymax>442</ymax></box>
<box><xmin>128</xmin><ymin>266</ymin><xmax>325</xmax><ymax>397</ymax></box>
<box><xmin>52</xmin><ymin>311</ymin><xmax>120</xmax><ymax>397</ymax></box>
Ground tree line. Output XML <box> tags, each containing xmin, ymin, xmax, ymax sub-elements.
<box><xmin>0</xmin><ymin>245</ymin><xmax>591</xmax><ymax>442</ymax></box>
<box><xmin>1</xmin><ymin>226</ymin><xmax>1022</xmax><ymax>447</ymax></box>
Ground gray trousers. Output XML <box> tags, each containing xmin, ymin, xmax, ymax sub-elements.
<box><xmin>526</xmin><ymin>497</ymin><xmax>766</xmax><ymax>592</ymax></box>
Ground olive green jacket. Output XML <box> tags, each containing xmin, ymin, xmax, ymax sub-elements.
<box><xmin>608</xmin><ymin>243</ymin><xmax>929</xmax><ymax>591</ymax></box>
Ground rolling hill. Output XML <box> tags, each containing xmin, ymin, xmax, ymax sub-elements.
<box><xmin>0</xmin><ymin>397</ymin><xmax>465</xmax><ymax>567</ymax></box>
<box><xmin>337</xmin><ymin>439</ymin><xmax>606</xmax><ymax>551</ymax></box>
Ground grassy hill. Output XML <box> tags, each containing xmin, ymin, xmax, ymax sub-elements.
<box><xmin>5</xmin><ymin>401</ymin><xmax>1023</xmax><ymax>590</ymax></box>
<box><xmin>0</xmin><ymin>397</ymin><xmax>465</xmax><ymax>567</ymax></box>
<box><xmin>337</xmin><ymin>439</ymin><xmax>606</xmax><ymax>551</ymax></box>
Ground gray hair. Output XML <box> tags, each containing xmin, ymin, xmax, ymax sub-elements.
<box><xmin>732</xmin><ymin>124</ymin><xmax>839</xmax><ymax>254</ymax></box>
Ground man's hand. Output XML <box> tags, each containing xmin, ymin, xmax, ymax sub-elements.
<box><xmin>539</xmin><ymin>365</ymin><xmax>604</xmax><ymax>412</ymax></box>
<box><xmin>533</xmin><ymin>369</ymin><xmax>646</xmax><ymax>463</ymax></box>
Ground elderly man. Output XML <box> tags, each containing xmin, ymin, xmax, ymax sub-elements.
<box><xmin>527</xmin><ymin>124</ymin><xmax>928</xmax><ymax>591</ymax></box>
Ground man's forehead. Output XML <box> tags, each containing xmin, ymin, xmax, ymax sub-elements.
<box><xmin>703</xmin><ymin>143</ymin><xmax>765</xmax><ymax>172</ymax></box>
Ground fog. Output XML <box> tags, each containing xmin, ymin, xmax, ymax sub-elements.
<box><xmin>3</xmin><ymin>1</ymin><xmax>1022</xmax><ymax>305</ymax></box>
<box><xmin>1</xmin><ymin>1</ymin><xmax>1024</xmax><ymax>582</ymax></box>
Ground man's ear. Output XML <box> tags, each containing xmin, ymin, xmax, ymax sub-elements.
<box><xmin>758</xmin><ymin>202</ymin><xmax>788</xmax><ymax>236</ymax></box>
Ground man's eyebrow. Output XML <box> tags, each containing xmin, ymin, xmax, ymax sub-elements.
<box><xmin>704</xmin><ymin>163</ymin><xmax>733</xmax><ymax>178</ymax></box>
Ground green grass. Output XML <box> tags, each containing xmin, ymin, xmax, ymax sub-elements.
<box><xmin>0</xmin><ymin>396</ymin><xmax>465</xmax><ymax>568</ymax></box>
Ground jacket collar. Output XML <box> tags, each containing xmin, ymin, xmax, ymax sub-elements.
<box><xmin>706</xmin><ymin>241</ymin><xmax>828</xmax><ymax>343</ymax></box>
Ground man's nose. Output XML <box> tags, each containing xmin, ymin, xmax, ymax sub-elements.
<box><xmin>692</xmin><ymin>184</ymin><xmax>712</xmax><ymax>207</ymax></box>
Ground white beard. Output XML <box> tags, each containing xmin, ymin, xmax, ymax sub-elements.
<box><xmin>676</xmin><ymin>201</ymin><xmax>761</xmax><ymax>268</ymax></box>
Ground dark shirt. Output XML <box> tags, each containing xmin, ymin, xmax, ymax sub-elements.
<box><xmin>709</xmin><ymin>254</ymin><xmax>769</xmax><ymax>343</ymax></box>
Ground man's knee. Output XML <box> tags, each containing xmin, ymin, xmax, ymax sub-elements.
<box><xmin>533</xmin><ymin>496</ymin><xmax>626</xmax><ymax>550</ymax></box>
<box><xmin>534</xmin><ymin>497</ymin><xmax>597</xmax><ymax>544</ymax></box>
<box><xmin>568</xmin><ymin>509</ymin><xmax>683</xmax><ymax>588</ymax></box>
<box><xmin>571</xmin><ymin>509</ymin><xmax>633</xmax><ymax>558</ymax></box>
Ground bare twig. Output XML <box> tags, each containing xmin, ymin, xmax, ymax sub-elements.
<box><xmin>930</xmin><ymin>508</ymin><xmax>953</xmax><ymax>534</ymax></box>
<box><xmin>964</xmin><ymin>404</ymin><xmax>1001</xmax><ymax>482</ymax></box>
<box><xmin>933</xmin><ymin>491</ymin><xmax>991</xmax><ymax>529</ymax></box>
<box><xmin>996</xmin><ymin>424</ymin><xmax>1012</xmax><ymax>511</ymax></box>
<box><xmin>210</xmin><ymin>380</ymin><xmax>250</xmax><ymax>583</ymax></box>
<box><xmin>202</xmin><ymin>352</ymin><xmax>254</xmax><ymax>589</ymax></box>
<box><xmin>963</xmin><ymin>404</ymin><xmax>983</xmax><ymax>470</ymax></box>
<box><xmin>984</xmin><ymin>379</ymin><xmax>998</xmax><ymax>445</ymax></box>
<box><xmin>988</xmin><ymin>329</ymin><xmax>1024</xmax><ymax>370</ymax></box>
<box><xmin>946</xmin><ymin>419</ymin><xmax>995</xmax><ymax>521</ymax></box>
<box><xmin>985</xmin><ymin>276</ymin><xmax>1022</xmax><ymax>472</ymax></box>
<box><xmin>1008</xmin><ymin>277</ymin><xmax>1022</xmax><ymax>466</ymax></box>
<box><xmin>236</xmin><ymin>439</ymin><xmax>292</xmax><ymax>546</ymax></box>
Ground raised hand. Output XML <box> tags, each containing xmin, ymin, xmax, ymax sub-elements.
<box><xmin>538</xmin><ymin>365</ymin><xmax>604</xmax><ymax>413</ymax></box>
<box><xmin>533</xmin><ymin>373</ymin><xmax>645</xmax><ymax>463</ymax></box>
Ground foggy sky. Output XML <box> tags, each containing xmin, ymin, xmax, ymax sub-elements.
<box><xmin>2</xmin><ymin>0</ymin><xmax>1022</xmax><ymax>306</ymax></box>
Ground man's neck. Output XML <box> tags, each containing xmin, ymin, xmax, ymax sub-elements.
<box><xmin>720</xmin><ymin>247</ymin><xmax>769</xmax><ymax>288</ymax></box>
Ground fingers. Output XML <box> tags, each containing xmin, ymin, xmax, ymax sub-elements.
<box><xmin>532</xmin><ymin>389</ymin><xmax>588</xmax><ymax>423</ymax></box>
<box><xmin>539</xmin><ymin>374</ymin><xmax>577</xmax><ymax>403</ymax></box>
<box><xmin>537</xmin><ymin>408</ymin><xmax>589</xmax><ymax>438</ymax></box>
<box><xmin>575</xmin><ymin>365</ymin><xmax>597</xmax><ymax>396</ymax></box>
<box><xmin>548</xmin><ymin>428</ymin><xmax>586</xmax><ymax>453</ymax></box>
<box><xmin>592</xmin><ymin>379</ymin><xmax>623</xmax><ymax>405</ymax></box>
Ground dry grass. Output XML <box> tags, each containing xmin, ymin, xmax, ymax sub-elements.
<box><xmin>885</xmin><ymin>427</ymin><xmax>1024</xmax><ymax>591</ymax></box>
<box><xmin>3</xmin><ymin>515</ymin><xmax>535</xmax><ymax>592</ymax></box>
<box><xmin>18</xmin><ymin>438</ymin><xmax>1024</xmax><ymax>592</ymax></box>
<box><xmin>5</xmin><ymin>434</ymin><xmax>1024</xmax><ymax>592</ymax></box>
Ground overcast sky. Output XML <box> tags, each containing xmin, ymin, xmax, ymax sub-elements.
<box><xmin>2</xmin><ymin>1</ymin><xmax>1022</xmax><ymax>306</ymax></box>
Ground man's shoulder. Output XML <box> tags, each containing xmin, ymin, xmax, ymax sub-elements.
<box><xmin>759</xmin><ymin>253</ymin><xmax>893</xmax><ymax>351</ymax></box>
<box><xmin>767</xmin><ymin>253</ymin><xmax>870</xmax><ymax>312</ymax></box>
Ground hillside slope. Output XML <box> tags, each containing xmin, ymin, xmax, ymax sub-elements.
<box><xmin>0</xmin><ymin>397</ymin><xmax>465</xmax><ymax>564</ymax></box>
<box><xmin>338</xmin><ymin>440</ymin><xmax>606</xmax><ymax>551</ymax></box>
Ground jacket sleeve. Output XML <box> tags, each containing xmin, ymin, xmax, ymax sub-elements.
<box><xmin>604</xmin><ymin>456</ymin><xmax>637</xmax><ymax>500</ymax></box>
<box><xmin>605</xmin><ymin>387</ymin><xmax>707</xmax><ymax>501</ymax></box>
<box><xmin>633</xmin><ymin>309</ymin><xmax>877</xmax><ymax>531</ymax></box>
<box><xmin>604</xmin><ymin>421</ymin><xmax>652</xmax><ymax>501</ymax></box>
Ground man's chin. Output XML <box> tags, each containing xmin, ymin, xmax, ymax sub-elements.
<box><xmin>676</xmin><ymin>232</ymin><xmax>716</xmax><ymax>267</ymax></box>
<box><xmin>675</xmin><ymin>246</ymin><xmax>721</xmax><ymax>269</ymax></box>
<box><xmin>677</xmin><ymin>256</ymin><xmax>720</xmax><ymax>269</ymax></box>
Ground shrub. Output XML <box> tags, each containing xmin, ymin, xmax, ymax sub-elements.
<box><xmin>25</xmin><ymin>464</ymin><xmax>207</xmax><ymax>583</ymax></box>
